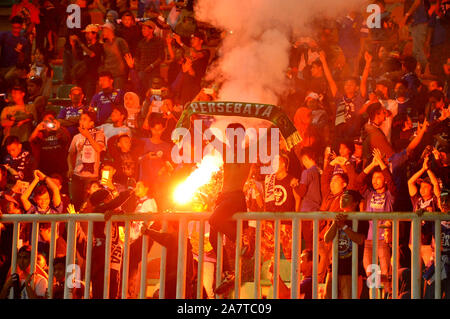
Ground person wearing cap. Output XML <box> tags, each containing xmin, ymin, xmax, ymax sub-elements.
<box><xmin>172</xmin><ymin>30</ymin><xmax>210</xmax><ymax>105</ymax></box>
<box><xmin>57</xmin><ymin>86</ymin><xmax>88</xmax><ymax>137</ymax></box>
<box><xmin>135</xmin><ymin>19</ymin><xmax>165</xmax><ymax>93</ymax></box>
<box><xmin>1</xmin><ymin>85</ymin><xmax>37</xmax><ymax>145</ymax></box>
<box><xmin>304</xmin><ymin>91</ymin><xmax>330</xmax><ymax>138</ymax></box>
<box><xmin>100</xmin><ymin>21</ymin><xmax>130</xmax><ymax>89</ymax></box>
<box><xmin>71</xmin><ymin>24</ymin><xmax>104</xmax><ymax>101</ymax></box>
<box><xmin>408</xmin><ymin>153</ymin><xmax>441</xmax><ymax>267</ymax></box>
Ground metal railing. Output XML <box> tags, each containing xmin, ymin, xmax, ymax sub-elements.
<box><xmin>0</xmin><ymin>212</ymin><xmax>449</xmax><ymax>299</ymax></box>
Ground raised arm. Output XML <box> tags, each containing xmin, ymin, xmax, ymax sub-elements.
<box><xmin>406</xmin><ymin>119</ymin><xmax>429</xmax><ymax>156</ymax></box>
<box><xmin>319</xmin><ymin>51</ymin><xmax>338</xmax><ymax>98</ymax></box>
<box><xmin>21</xmin><ymin>171</ymin><xmax>40</xmax><ymax>211</ymax></box>
<box><xmin>426</xmin><ymin>166</ymin><xmax>441</xmax><ymax>199</ymax></box>
<box><xmin>360</xmin><ymin>51</ymin><xmax>372</xmax><ymax>98</ymax></box>
<box><xmin>408</xmin><ymin>157</ymin><xmax>429</xmax><ymax>197</ymax></box>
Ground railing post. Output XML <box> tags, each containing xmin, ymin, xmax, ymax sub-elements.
<box><xmin>234</xmin><ymin>219</ymin><xmax>243</xmax><ymax>299</ymax></box>
<box><xmin>121</xmin><ymin>221</ymin><xmax>130</xmax><ymax>299</ymax></box>
<box><xmin>64</xmin><ymin>219</ymin><xmax>76</xmax><ymax>299</ymax></box>
<box><xmin>159</xmin><ymin>220</ymin><xmax>168</xmax><ymax>299</ymax></box>
<box><xmin>331</xmin><ymin>229</ymin><xmax>338</xmax><ymax>299</ymax></box>
<box><xmin>84</xmin><ymin>221</ymin><xmax>93</xmax><ymax>299</ymax></box>
<box><xmin>215</xmin><ymin>232</ymin><xmax>223</xmax><ymax>299</ymax></box>
<box><xmin>196</xmin><ymin>221</ymin><xmax>205</xmax><ymax>299</ymax></box>
<box><xmin>392</xmin><ymin>219</ymin><xmax>399</xmax><ymax>299</ymax></box>
<box><xmin>312</xmin><ymin>218</ymin><xmax>319</xmax><ymax>299</ymax></box>
<box><xmin>30</xmin><ymin>221</ymin><xmax>39</xmax><ymax>275</ymax></box>
<box><xmin>371</xmin><ymin>220</ymin><xmax>378</xmax><ymax>299</ymax></box>
<box><xmin>434</xmin><ymin>220</ymin><xmax>441</xmax><ymax>299</ymax></box>
<box><xmin>9</xmin><ymin>222</ymin><xmax>19</xmax><ymax>299</ymax></box>
<box><xmin>47</xmin><ymin>221</ymin><xmax>57</xmax><ymax>299</ymax></box>
<box><xmin>351</xmin><ymin>219</ymin><xmax>358</xmax><ymax>299</ymax></box>
<box><xmin>411</xmin><ymin>217</ymin><xmax>421</xmax><ymax>299</ymax></box>
<box><xmin>176</xmin><ymin>218</ymin><xmax>187</xmax><ymax>299</ymax></box>
<box><xmin>291</xmin><ymin>218</ymin><xmax>300</xmax><ymax>299</ymax></box>
<box><xmin>273</xmin><ymin>219</ymin><xmax>281</xmax><ymax>299</ymax></box>
<box><xmin>254</xmin><ymin>220</ymin><xmax>262</xmax><ymax>299</ymax></box>
<box><xmin>103</xmin><ymin>220</ymin><xmax>112</xmax><ymax>299</ymax></box>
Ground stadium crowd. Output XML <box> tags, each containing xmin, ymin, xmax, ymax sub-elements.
<box><xmin>0</xmin><ymin>0</ymin><xmax>449</xmax><ymax>299</ymax></box>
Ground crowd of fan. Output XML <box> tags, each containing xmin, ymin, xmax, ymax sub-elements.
<box><xmin>0</xmin><ymin>0</ymin><xmax>449</xmax><ymax>299</ymax></box>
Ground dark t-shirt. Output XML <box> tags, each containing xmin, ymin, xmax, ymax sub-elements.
<box><xmin>299</xmin><ymin>165</ymin><xmax>321</xmax><ymax>211</ymax></box>
<box><xmin>338</xmin><ymin>220</ymin><xmax>369</xmax><ymax>275</ymax></box>
<box><xmin>265</xmin><ymin>174</ymin><xmax>296</xmax><ymax>212</ymax></box>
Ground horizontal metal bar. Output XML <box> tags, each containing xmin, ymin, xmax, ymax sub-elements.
<box><xmin>1</xmin><ymin>212</ymin><xmax>450</xmax><ymax>224</ymax></box>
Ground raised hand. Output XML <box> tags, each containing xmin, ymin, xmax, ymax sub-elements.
<box><xmin>124</xmin><ymin>53</ymin><xmax>135</xmax><ymax>69</ymax></box>
<box><xmin>364</xmin><ymin>51</ymin><xmax>373</xmax><ymax>64</ymax></box>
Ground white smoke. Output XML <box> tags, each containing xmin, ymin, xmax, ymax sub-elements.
<box><xmin>195</xmin><ymin>0</ymin><xmax>367</xmax><ymax>105</ymax></box>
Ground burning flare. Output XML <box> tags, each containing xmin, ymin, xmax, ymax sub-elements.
<box><xmin>173</xmin><ymin>153</ymin><xmax>224</xmax><ymax>205</ymax></box>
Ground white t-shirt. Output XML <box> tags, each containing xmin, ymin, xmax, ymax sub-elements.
<box><xmin>9</xmin><ymin>274</ymin><xmax>48</xmax><ymax>299</ymax></box>
<box><xmin>379</xmin><ymin>99</ymin><xmax>398</xmax><ymax>143</ymax></box>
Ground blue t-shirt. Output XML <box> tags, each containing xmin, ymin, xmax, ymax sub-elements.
<box><xmin>138</xmin><ymin>139</ymin><xmax>173</xmax><ymax>186</ymax></box>
<box><xmin>299</xmin><ymin>165</ymin><xmax>322</xmax><ymax>211</ymax></box>
<box><xmin>57</xmin><ymin>105</ymin><xmax>86</xmax><ymax>136</ymax></box>
<box><xmin>90</xmin><ymin>89</ymin><xmax>124</xmax><ymax>125</ymax></box>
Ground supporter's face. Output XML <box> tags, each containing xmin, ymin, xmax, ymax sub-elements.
<box><xmin>311</xmin><ymin>64</ymin><xmax>323</xmax><ymax>78</ymax></box>
<box><xmin>344</xmin><ymin>80</ymin><xmax>358</xmax><ymax>96</ymax></box>
<box><xmin>375</xmin><ymin>85</ymin><xmax>388</xmax><ymax>98</ymax></box>
<box><xmin>419</xmin><ymin>182</ymin><xmax>433</xmax><ymax>198</ymax></box>
<box><xmin>39</xmin><ymin>227</ymin><xmax>51</xmax><ymax>242</ymax></box>
<box><xmin>70</xmin><ymin>90</ymin><xmax>84</xmax><ymax>105</ymax></box>
<box><xmin>444</xmin><ymin>58</ymin><xmax>450</xmax><ymax>75</ymax></box>
<box><xmin>35</xmin><ymin>192</ymin><xmax>50</xmax><ymax>210</ymax></box>
<box><xmin>376</xmin><ymin>109</ymin><xmax>386</xmax><ymax>123</ymax></box>
<box><xmin>135</xmin><ymin>181</ymin><xmax>149</xmax><ymax>198</ymax></box>
<box><xmin>7</xmin><ymin>142</ymin><xmax>22</xmax><ymax>158</ymax></box>
<box><xmin>11</xmin><ymin>23</ymin><xmax>22</xmax><ymax>37</ymax></box>
<box><xmin>34</xmin><ymin>50</ymin><xmax>44</xmax><ymax>64</ymax></box>
<box><xmin>37</xmin><ymin>255</ymin><xmax>47</xmax><ymax>270</ymax></box>
<box><xmin>305</xmin><ymin>98</ymin><xmax>319</xmax><ymax>109</ymax></box>
<box><xmin>372</xmin><ymin>172</ymin><xmax>385</xmax><ymax>191</ymax></box>
<box><xmin>300</xmin><ymin>253</ymin><xmax>311</xmax><ymax>274</ymax></box>
<box><xmin>118</xmin><ymin>136</ymin><xmax>131</xmax><ymax>152</ymax></box>
<box><xmin>190</xmin><ymin>36</ymin><xmax>202</xmax><ymax>48</ymax></box>
<box><xmin>330</xmin><ymin>175</ymin><xmax>346</xmax><ymax>195</ymax></box>
<box><xmin>79</xmin><ymin>114</ymin><xmax>94</xmax><ymax>129</ymax></box>
<box><xmin>124</xmin><ymin>94</ymin><xmax>136</xmax><ymax>108</ymax></box>
<box><xmin>141</xmin><ymin>25</ymin><xmax>154</xmax><ymax>37</ymax></box>
<box><xmin>17</xmin><ymin>252</ymin><xmax>31</xmax><ymax>272</ymax></box>
<box><xmin>54</xmin><ymin>263</ymin><xmax>65</xmax><ymax>281</ymax></box>
<box><xmin>378</xmin><ymin>46</ymin><xmax>388</xmax><ymax>60</ymax></box>
<box><xmin>11</xmin><ymin>89</ymin><xmax>25</xmax><ymax>104</ymax></box>
<box><xmin>339</xmin><ymin>144</ymin><xmax>351</xmax><ymax>158</ymax></box>
<box><xmin>111</xmin><ymin>109</ymin><xmax>124</xmax><ymax>123</ymax></box>
<box><xmin>85</xmin><ymin>31</ymin><xmax>97</xmax><ymax>42</ymax></box>
<box><xmin>150</xmin><ymin>124</ymin><xmax>165</xmax><ymax>137</ymax></box>
<box><xmin>122</xmin><ymin>16</ymin><xmax>133</xmax><ymax>28</ymax></box>
<box><xmin>27</xmin><ymin>82</ymin><xmax>40</xmax><ymax>96</ymax></box>
<box><xmin>98</xmin><ymin>76</ymin><xmax>114</xmax><ymax>89</ymax></box>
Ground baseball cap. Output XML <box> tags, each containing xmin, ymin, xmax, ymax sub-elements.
<box><xmin>70</xmin><ymin>86</ymin><xmax>83</xmax><ymax>95</ymax></box>
<box><xmin>101</xmin><ymin>22</ymin><xmax>115</xmax><ymax>31</ymax></box>
<box><xmin>141</xmin><ymin>20</ymin><xmax>157</xmax><ymax>29</ymax></box>
<box><xmin>82</xmin><ymin>24</ymin><xmax>99</xmax><ymax>33</ymax></box>
<box><xmin>304</xmin><ymin>92</ymin><xmax>320</xmax><ymax>102</ymax></box>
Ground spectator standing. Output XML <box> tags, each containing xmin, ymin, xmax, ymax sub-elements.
<box><xmin>57</xmin><ymin>86</ymin><xmax>88</xmax><ymax>137</ymax></box>
<box><xmin>96</xmin><ymin>105</ymin><xmax>131</xmax><ymax>144</ymax></box>
<box><xmin>100</xmin><ymin>22</ymin><xmax>130</xmax><ymax>89</ymax></box>
<box><xmin>67</xmin><ymin>111</ymin><xmax>106</xmax><ymax>210</ymax></box>
<box><xmin>0</xmin><ymin>16</ymin><xmax>31</xmax><ymax>76</ymax></box>
<box><xmin>90</xmin><ymin>71</ymin><xmax>125</xmax><ymax>125</ymax></box>
<box><xmin>116</xmin><ymin>10</ymin><xmax>142</xmax><ymax>56</ymax></box>
<box><xmin>26</xmin><ymin>76</ymin><xmax>47</xmax><ymax>124</ymax></box>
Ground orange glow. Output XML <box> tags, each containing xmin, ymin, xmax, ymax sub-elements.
<box><xmin>173</xmin><ymin>153</ymin><xmax>223</xmax><ymax>205</ymax></box>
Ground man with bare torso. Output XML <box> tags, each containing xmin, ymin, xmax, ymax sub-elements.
<box><xmin>209</xmin><ymin>123</ymin><xmax>252</xmax><ymax>295</ymax></box>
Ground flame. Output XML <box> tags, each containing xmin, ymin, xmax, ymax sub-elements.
<box><xmin>173</xmin><ymin>153</ymin><xmax>224</xmax><ymax>205</ymax></box>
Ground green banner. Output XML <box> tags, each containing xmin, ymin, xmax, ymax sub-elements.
<box><xmin>174</xmin><ymin>101</ymin><xmax>302</xmax><ymax>151</ymax></box>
